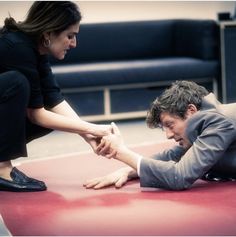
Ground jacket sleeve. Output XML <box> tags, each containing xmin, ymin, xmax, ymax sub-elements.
<box><xmin>139</xmin><ymin>112</ymin><xmax>236</xmax><ymax>190</ymax></box>
<box><xmin>151</xmin><ymin>145</ymin><xmax>186</xmax><ymax>162</ymax></box>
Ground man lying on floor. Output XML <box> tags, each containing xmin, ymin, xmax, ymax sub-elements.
<box><xmin>84</xmin><ymin>80</ymin><xmax>236</xmax><ymax>190</ymax></box>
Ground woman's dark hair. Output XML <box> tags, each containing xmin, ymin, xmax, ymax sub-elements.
<box><xmin>146</xmin><ymin>80</ymin><xmax>209</xmax><ymax>128</ymax></box>
<box><xmin>1</xmin><ymin>1</ymin><xmax>82</xmax><ymax>41</ymax></box>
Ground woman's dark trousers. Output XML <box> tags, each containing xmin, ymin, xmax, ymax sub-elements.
<box><xmin>0</xmin><ymin>71</ymin><xmax>52</xmax><ymax>162</ymax></box>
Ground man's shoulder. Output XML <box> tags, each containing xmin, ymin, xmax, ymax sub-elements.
<box><xmin>189</xmin><ymin>110</ymin><xmax>233</xmax><ymax>128</ymax></box>
<box><xmin>186</xmin><ymin>110</ymin><xmax>236</xmax><ymax>143</ymax></box>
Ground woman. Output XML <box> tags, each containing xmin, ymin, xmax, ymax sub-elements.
<box><xmin>0</xmin><ymin>1</ymin><xmax>111</xmax><ymax>192</ymax></box>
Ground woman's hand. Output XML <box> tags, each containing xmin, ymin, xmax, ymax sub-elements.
<box><xmin>83</xmin><ymin>167</ymin><xmax>137</xmax><ymax>189</ymax></box>
<box><xmin>87</xmin><ymin>123</ymin><xmax>113</xmax><ymax>137</ymax></box>
<box><xmin>83</xmin><ymin>123</ymin><xmax>113</xmax><ymax>154</ymax></box>
<box><xmin>83</xmin><ymin>134</ymin><xmax>102</xmax><ymax>154</ymax></box>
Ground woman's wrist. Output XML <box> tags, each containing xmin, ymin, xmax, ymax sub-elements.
<box><xmin>77</xmin><ymin>120</ymin><xmax>96</xmax><ymax>135</ymax></box>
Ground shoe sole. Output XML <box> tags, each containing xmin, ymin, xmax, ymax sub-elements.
<box><xmin>0</xmin><ymin>186</ymin><xmax>47</xmax><ymax>192</ymax></box>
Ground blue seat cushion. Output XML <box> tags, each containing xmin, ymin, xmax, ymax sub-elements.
<box><xmin>53</xmin><ymin>58</ymin><xmax>219</xmax><ymax>88</ymax></box>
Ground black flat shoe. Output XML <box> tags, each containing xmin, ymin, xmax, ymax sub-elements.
<box><xmin>11</xmin><ymin>167</ymin><xmax>46</xmax><ymax>186</ymax></box>
<box><xmin>0</xmin><ymin>168</ymin><xmax>47</xmax><ymax>192</ymax></box>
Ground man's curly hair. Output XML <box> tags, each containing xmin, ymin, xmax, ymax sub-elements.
<box><xmin>146</xmin><ymin>81</ymin><xmax>209</xmax><ymax>128</ymax></box>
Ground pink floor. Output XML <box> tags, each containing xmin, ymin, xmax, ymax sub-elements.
<box><xmin>0</xmin><ymin>141</ymin><xmax>236</xmax><ymax>236</ymax></box>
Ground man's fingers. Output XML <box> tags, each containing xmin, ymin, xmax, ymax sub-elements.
<box><xmin>83</xmin><ymin>178</ymin><xmax>101</xmax><ymax>189</ymax></box>
<box><xmin>84</xmin><ymin>170</ymin><xmax>128</xmax><ymax>190</ymax></box>
<box><xmin>84</xmin><ymin>177</ymin><xmax>114</xmax><ymax>189</ymax></box>
<box><xmin>115</xmin><ymin>176</ymin><xmax>128</xmax><ymax>188</ymax></box>
<box><xmin>96</xmin><ymin>139</ymin><xmax>104</xmax><ymax>150</ymax></box>
<box><xmin>96</xmin><ymin>139</ymin><xmax>106</xmax><ymax>153</ymax></box>
<box><xmin>97</xmin><ymin>141</ymin><xmax>111</xmax><ymax>156</ymax></box>
<box><xmin>111</xmin><ymin>122</ymin><xmax>121</xmax><ymax>135</ymax></box>
<box><xmin>93</xmin><ymin>179</ymin><xmax>113</xmax><ymax>189</ymax></box>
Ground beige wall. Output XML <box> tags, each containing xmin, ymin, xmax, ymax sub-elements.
<box><xmin>0</xmin><ymin>1</ymin><xmax>235</xmax><ymax>25</ymax></box>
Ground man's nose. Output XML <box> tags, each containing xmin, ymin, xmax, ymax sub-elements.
<box><xmin>165</xmin><ymin>129</ymin><xmax>174</xmax><ymax>139</ymax></box>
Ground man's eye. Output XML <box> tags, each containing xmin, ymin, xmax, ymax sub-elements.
<box><xmin>166</xmin><ymin>123</ymin><xmax>174</xmax><ymax>129</ymax></box>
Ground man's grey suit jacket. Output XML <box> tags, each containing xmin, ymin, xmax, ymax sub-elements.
<box><xmin>139</xmin><ymin>93</ymin><xmax>236</xmax><ymax>190</ymax></box>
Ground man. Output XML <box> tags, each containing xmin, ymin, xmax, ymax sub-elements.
<box><xmin>84</xmin><ymin>81</ymin><xmax>236</xmax><ymax>190</ymax></box>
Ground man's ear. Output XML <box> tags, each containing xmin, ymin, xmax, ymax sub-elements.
<box><xmin>186</xmin><ymin>104</ymin><xmax>198</xmax><ymax>117</ymax></box>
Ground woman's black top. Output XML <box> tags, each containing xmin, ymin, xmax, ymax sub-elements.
<box><xmin>0</xmin><ymin>30</ymin><xmax>64</xmax><ymax>108</ymax></box>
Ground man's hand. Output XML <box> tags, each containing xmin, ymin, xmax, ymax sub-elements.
<box><xmin>83</xmin><ymin>167</ymin><xmax>137</xmax><ymax>189</ymax></box>
<box><xmin>96</xmin><ymin>122</ymin><xmax>125</xmax><ymax>158</ymax></box>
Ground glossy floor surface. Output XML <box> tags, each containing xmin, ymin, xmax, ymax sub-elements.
<box><xmin>0</xmin><ymin>141</ymin><xmax>236</xmax><ymax>236</ymax></box>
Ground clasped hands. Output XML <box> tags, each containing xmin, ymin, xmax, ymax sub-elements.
<box><xmin>83</xmin><ymin>122</ymin><xmax>132</xmax><ymax>189</ymax></box>
<box><xmin>95</xmin><ymin>122</ymin><xmax>125</xmax><ymax>160</ymax></box>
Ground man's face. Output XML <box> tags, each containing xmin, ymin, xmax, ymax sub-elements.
<box><xmin>160</xmin><ymin>106</ymin><xmax>197</xmax><ymax>149</ymax></box>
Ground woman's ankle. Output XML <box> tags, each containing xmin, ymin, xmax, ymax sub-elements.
<box><xmin>0</xmin><ymin>161</ymin><xmax>13</xmax><ymax>180</ymax></box>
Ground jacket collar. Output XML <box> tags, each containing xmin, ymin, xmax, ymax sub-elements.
<box><xmin>201</xmin><ymin>93</ymin><xmax>221</xmax><ymax>112</ymax></box>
